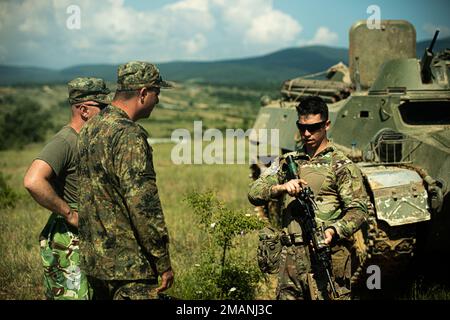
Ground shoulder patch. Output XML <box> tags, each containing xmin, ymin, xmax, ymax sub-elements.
<box><xmin>331</xmin><ymin>150</ymin><xmax>354</xmax><ymax>173</ymax></box>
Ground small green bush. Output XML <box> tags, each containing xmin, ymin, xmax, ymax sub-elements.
<box><xmin>0</xmin><ymin>95</ymin><xmax>53</xmax><ymax>150</ymax></box>
<box><xmin>183</xmin><ymin>191</ymin><xmax>266</xmax><ymax>299</ymax></box>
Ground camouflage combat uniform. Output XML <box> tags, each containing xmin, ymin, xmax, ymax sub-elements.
<box><xmin>248</xmin><ymin>143</ymin><xmax>369</xmax><ymax>300</ymax></box>
<box><xmin>37</xmin><ymin>77</ymin><xmax>110</xmax><ymax>300</ymax></box>
<box><xmin>77</xmin><ymin>61</ymin><xmax>172</xmax><ymax>300</ymax></box>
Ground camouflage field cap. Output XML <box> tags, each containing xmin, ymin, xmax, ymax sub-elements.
<box><xmin>68</xmin><ymin>77</ymin><xmax>111</xmax><ymax>105</ymax></box>
<box><xmin>117</xmin><ymin>61</ymin><xmax>172</xmax><ymax>91</ymax></box>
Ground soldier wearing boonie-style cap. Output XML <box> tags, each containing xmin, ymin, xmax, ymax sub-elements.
<box><xmin>67</xmin><ymin>77</ymin><xmax>111</xmax><ymax>105</ymax></box>
<box><xmin>24</xmin><ymin>77</ymin><xmax>110</xmax><ymax>300</ymax></box>
<box><xmin>116</xmin><ymin>61</ymin><xmax>172</xmax><ymax>90</ymax></box>
<box><xmin>77</xmin><ymin>61</ymin><xmax>175</xmax><ymax>300</ymax></box>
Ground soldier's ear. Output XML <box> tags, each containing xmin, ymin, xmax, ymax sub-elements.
<box><xmin>136</xmin><ymin>88</ymin><xmax>147</xmax><ymax>105</ymax></box>
<box><xmin>79</xmin><ymin>104</ymin><xmax>89</xmax><ymax>119</ymax></box>
<box><xmin>139</xmin><ymin>87</ymin><xmax>147</xmax><ymax>99</ymax></box>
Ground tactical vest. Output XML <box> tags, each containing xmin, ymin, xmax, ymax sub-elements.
<box><xmin>283</xmin><ymin>151</ymin><xmax>347</xmax><ymax>242</ymax></box>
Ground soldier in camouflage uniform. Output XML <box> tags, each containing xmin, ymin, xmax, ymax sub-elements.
<box><xmin>248</xmin><ymin>96</ymin><xmax>369</xmax><ymax>300</ymax></box>
<box><xmin>24</xmin><ymin>77</ymin><xmax>110</xmax><ymax>299</ymax></box>
<box><xmin>77</xmin><ymin>61</ymin><xmax>174</xmax><ymax>300</ymax></box>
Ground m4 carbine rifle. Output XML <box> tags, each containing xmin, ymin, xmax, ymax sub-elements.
<box><xmin>285</xmin><ymin>155</ymin><xmax>339</xmax><ymax>299</ymax></box>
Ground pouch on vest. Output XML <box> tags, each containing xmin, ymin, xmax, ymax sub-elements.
<box><xmin>257</xmin><ymin>226</ymin><xmax>282</xmax><ymax>274</ymax></box>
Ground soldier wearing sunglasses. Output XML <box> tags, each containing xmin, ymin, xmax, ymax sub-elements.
<box><xmin>249</xmin><ymin>96</ymin><xmax>369</xmax><ymax>300</ymax></box>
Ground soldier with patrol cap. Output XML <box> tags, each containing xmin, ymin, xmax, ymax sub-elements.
<box><xmin>24</xmin><ymin>77</ymin><xmax>110</xmax><ymax>299</ymax></box>
<box><xmin>77</xmin><ymin>61</ymin><xmax>174</xmax><ymax>300</ymax></box>
<box><xmin>248</xmin><ymin>96</ymin><xmax>369</xmax><ymax>300</ymax></box>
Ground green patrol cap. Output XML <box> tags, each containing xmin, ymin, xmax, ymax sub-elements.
<box><xmin>117</xmin><ymin>61</ymin><xmax>172</xmax><ymax>91</ymax></box>
<box><xmin>68</xmin><ymin>77</ymin><xmax>111</xmax><ymax>105</ymax></box>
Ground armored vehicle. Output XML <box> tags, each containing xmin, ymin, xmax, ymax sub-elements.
<box><xmin>250</xmin><ymin>20</ymin><xmax>450</xmax><ymax>293</ymax></box>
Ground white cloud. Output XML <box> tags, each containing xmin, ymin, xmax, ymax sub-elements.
<box><xmin>215</xmin><ymin>0</ymin><xmax>302</xmax><ymax>43</ymax></box>
<box><xmin>92</xmin><ymin>2</ymin><xmax>146</xmax><ymax>42</ymax></box>
<box><xmin>164</xmin><ymin>0</ymin><xmax>215</xmax><ymax>31</ymax></box>
<box><xmin>71</xmin><ymin>38</ymin><xmax>91</xmax><ymax>50</ymax></box>
<box><xmin>211</xmin><ymin>0</ymin><xmax>302</xmax><ymax>56</ymax></box>
<box><xmin>16</xmin><ymin>1</ymin><xmax>51</xmax><ymax>36</ymax></box>
<box><xmin>218</xmin><ymin>0</ymin><xmax>271</xmax><ymax>29</ymax></box>
<box><xmin>183</xmin><ymin>33</ymin><xmax>208</xmax><ymax>54</ymax></box>
<box><xmin>305</xmin><ymin>27</ymin><xmax>338</xmax><ymax>45</ymax></box>
<box><xmin>0</xmin><ymin>0</ymin><xmax>304</xmax><ymax>67</ymax></box>
<box><xmin>245</xmin><ymin>10</ymin><xmax>302</xmax><ymax>45</ymax></box>
<box><xmin>18</xmin><ymin>18</ymin><xmax>48</xmax><ymax>36</ymax></box>
<box><xmin>166</xmin><ymin>0</ymin><xmax>209</xmax><ymax>12</ymax></box>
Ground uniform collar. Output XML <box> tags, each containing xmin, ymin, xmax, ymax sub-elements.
<box><xmin>296</xmin><ymin>142</ymin><xmax>335</xmax><ymax>160</ymax></box>
<box><xmin>108</xmin><ymin>103</ymin><xmax>131</xmax><ymax>120</ymax></box>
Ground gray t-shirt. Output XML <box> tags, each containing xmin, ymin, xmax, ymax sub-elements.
<box><xmin>36</xmin><ymin>126</ymin><xmax>78</xmax><ymax>206</ymax></box>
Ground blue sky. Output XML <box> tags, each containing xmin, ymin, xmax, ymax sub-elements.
<box><xmin>0</xmin><ymin>0</ymin><xmax>448</xmax><ymax>69</ymax></box>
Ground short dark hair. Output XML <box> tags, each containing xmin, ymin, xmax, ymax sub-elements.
<box><xmin>295</xmin><ymin>96</ymin><xmax>329</xmax><ymax>121</ymax></box>
<box><xmin>113</xmin><ymin>89</ymin><xmax>139</xmax><ymax>101</ymax></box>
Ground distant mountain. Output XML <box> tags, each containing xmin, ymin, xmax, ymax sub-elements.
<box><xmin>1</xmin><ymin>37</ymin><xmax>449</xmax><ymax>86</ymax></box>
<box><xmin>159</xmin><ymin>46</ymin><xmax>348</xmax><ymax>86</ymax></box>
<box><xmin>0</xmin><ymin>65</ymin><xmax>65</xmax><ymax>85</ymax></box>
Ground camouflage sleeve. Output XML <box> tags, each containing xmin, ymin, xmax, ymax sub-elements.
<box><xmin>114</xmin><ymin>128</ymin><xmax>171</xmax><ymax>275</ymax></box>
<box><xmin>330</xmin><ymin>163</ymin><xmax>369</xmax><ymax>239</ymax></box>
<box><xmin>248</xmin><ymin>158</ymin><xmax>283</xmax><ymax>206</ymax></box>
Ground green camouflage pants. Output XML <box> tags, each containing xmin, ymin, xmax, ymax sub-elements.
<box><xmin>39</xmin><ymin>212</ymin><xmax>92</xmax><ymax>300</ymax></box>
<box><xmin>87</xmin><ymin>277</ymin><xmax>160</xmax><ymax>300</ymax></box>
<box><xmin>276</xmin><ymin>243</ymin><xmax>352</xmax><ymax>300</ymax></box>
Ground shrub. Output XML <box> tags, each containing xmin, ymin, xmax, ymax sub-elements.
<box><xmin>0</xmin><ymin>95</ymin><xmax>53</xmax><ymax>150</ymax></box>
<box><xmin>182</xmin><ymin>191</ymin><xmax>266</xmax><ymax>299</ymax></box>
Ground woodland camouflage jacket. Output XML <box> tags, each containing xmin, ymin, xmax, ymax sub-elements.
<box><xmin>78</xmin><ymin>104</ymin><xmax>171</xmax><ymax>280</ymax></box>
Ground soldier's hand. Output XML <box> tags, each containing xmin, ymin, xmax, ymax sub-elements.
<box><xmin>157</xmin><ymin>268</ymin><xmax>174</xmax><ymax>293</ymax></box>
<box><xmin>323</xmin><ymin>228</ymin><xmax>335</xmax><ymax>245</ymax></box>
<box><xmin>278</xmin><ymin>179</ymin><xmax>308</xmax><ymax>196</ymax></box>
<box><xmin>66</xmin><ymin>209</ymin><xmax>79</xmax><ymax>228</ymax></box>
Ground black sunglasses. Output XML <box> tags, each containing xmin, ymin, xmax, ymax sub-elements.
<box><xmin>296</xmin><ymin>120</ymin><xmax>326</xmax><ymax>133</ymax></box>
